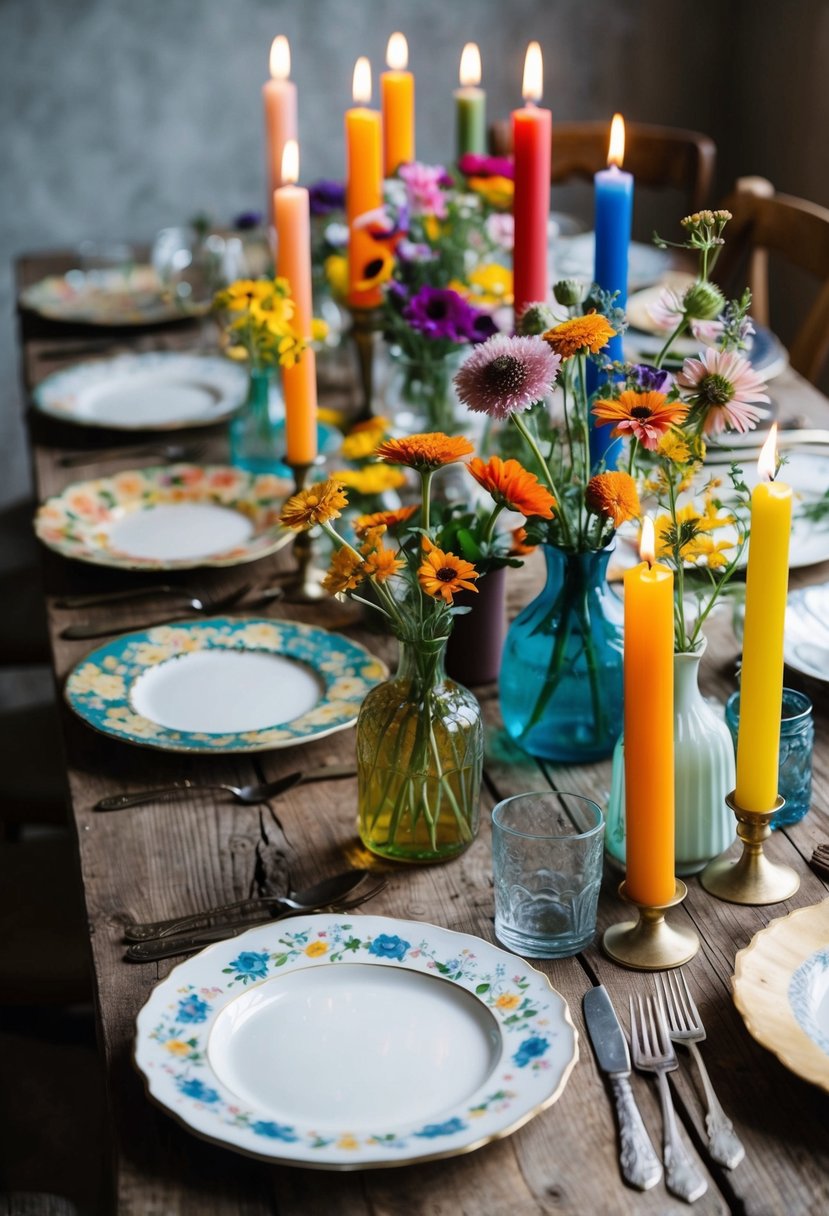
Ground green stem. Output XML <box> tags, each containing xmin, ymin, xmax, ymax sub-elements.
<box><xmin>483</xmin><ymin>502</ymin><xmax>506</xmax><ymax>545</ymax></box>
<box><xmin>511</xmin><ymin>412</ymin><xmax>574</xmax><ymax>550</ymax></box>
<box><xmin>654</xmin><ymin>317</ymin><xmax>688</xmax><ymax>368</ymax></box>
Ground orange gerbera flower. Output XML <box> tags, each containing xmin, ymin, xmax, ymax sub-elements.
<box><xmin>542</xmin><ymin>312</ymin><xmax>616</xmax><ymax>359</ymax></box>
<box><xmin>358</xmin><ymin>525</ymin><xmax>387</xmax><ymax>555</ymax></box>
<box><xmin>354</xmin><ymin>505</ymin><xmax>418</xmax><ymax>537</ymax></box>
<box><xmin>466</xmin><ymin>456</ymin><xmax>556</xmax><ymax>519</ymax></box>
<box><xmin>279</xmin><ymin>478</ymin><xmax>348</xmax><ymax>530</ymax></box>
<box><xmin>417</xmin><ymin>545</ymin><xmax>479</xmax><ymax>604</ymax></box>
<box><xmin>363</xmin><ymin>545</ymin><xmax>405</xmax><ymax>583</ymax></box>
<box><xmin>322</xmin><ymin>547</ymin><xmax>365</xmax><ymax>595</ymax></box>
<box><xmin>585</xmin><ymin>472</ymin><xmax>641</xmax><ymax>527</ymax></box>
<box><xmin>375</xmin><ymin>432</ymin><xmax>474</xmax><ymax>471</ymax></box>
<box><xmin>510</xmin><ymin>526</ymin><xmax>536</xmax><ymax>556</ymax></box>
<box><xmin>592</xmin><ymin>391</ymin><xmax>688</xmax><ymax>451</ymax></box>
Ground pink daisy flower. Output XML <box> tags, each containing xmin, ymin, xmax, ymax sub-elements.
<box><xmin>454</xmin><ymin>334</ymin><xmax>561</xmax><ymax>420</ymax></box>
<box><xmin>647</xmin><ymin>287</ymin><xmax>684</xmax><ymax>333</ymax></box>
<box><xmin>398</xmin><ymin>162</ymin><xmax>449</xmax><ymax>219</ymax></box>
<box><xmin>676</xmin><ymin>348</ymin><xmax>770</xmax><ymax>434</ymax></box>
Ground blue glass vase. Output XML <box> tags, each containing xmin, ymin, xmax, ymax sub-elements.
<box><xmin>499</xmin><ymin>544</ymin><xmax>623</xmax><ymax>762</ymax></box>
<box><xmin>230</xmin><ymin>367</ymin><xmax>281</xmax><ymax>475</ymax></box>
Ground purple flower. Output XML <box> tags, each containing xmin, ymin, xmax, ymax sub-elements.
<box><xmin>398</xmin><ymin>162</ymin><xmax>450</xmax><ymax>219</ymax></box>
<box><xmin>232</xmin><ymin>210</ymin><xmax>263</xmax><ymax>230</ymax></box>
<box><xmin>459</xmin><ymin>153</ymin><xmax>514</xmax><ymax>181</ymax></box>
<box><xmin>631</xmin><ymin>363</ymin><xmax>673</xmax><ymax>393</ymax></box>
<box><xmin>309</xmin><ymin>180</ymin><xmax>346</xmax><ymax>216</ymax></box>
<box><xmin>403</xmin><ymin>286</ymin><xmax>489</xmax><ymax>344</ymax></box>
<box><xmin>396</xmin><ymin>239</ymin><xmax>438</xmax><ymax>264</ymax></box>
<box><xmin>454</xmin><ymin>333</ymin><xmax>561</xmax><ymax>419</ymax></box>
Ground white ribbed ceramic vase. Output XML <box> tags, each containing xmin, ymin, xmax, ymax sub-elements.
<box><xmin>605</xmin><ymin>640</ymin><xmax>737</xmax><ymax>875</ymax></box>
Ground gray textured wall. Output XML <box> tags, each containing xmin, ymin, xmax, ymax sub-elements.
<box><xmin>2</xmin><ymin>0</ymin><xmax>826</xmax><ymax>508</ymax></box>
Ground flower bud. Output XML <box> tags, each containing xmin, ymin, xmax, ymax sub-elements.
<box><xmin>517</xmin><ymin>302</ymin><xmax>557</xmax><ymax>336</ymax></box>
<box><xmin>552</xmin><ymin>279</ymin><xmax>585</xmax><ymax>307</ymax></box>
<box><xmin>682</xmin><ymin>280</ymin><xmax>725</xmax><ymax>322</ymax></box>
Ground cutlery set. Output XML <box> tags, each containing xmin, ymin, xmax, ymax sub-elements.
<box><xmin>584</xmin><ymin>976</ymin><xmax>744</xmax><ymax>1203</ymax></box>
<box><xmin>57</xmin><ymin>580</ymin><xmax>288</xmax><ymax>638</ymax></box>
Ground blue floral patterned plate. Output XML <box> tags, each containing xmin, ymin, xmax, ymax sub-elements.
<box><xmin>134</xmin><ymin>914</ymin><xmax>578</xmax><ymax>1168</ymax></box>
<box><xmin>64</xmin><ymin>617</ymin><xmax>387</xmax><ymax>753</ymax></box>
<box><xmin>733</xmin><ymin>897</ymin><xmax>829</xmax><ymax>1093</ymax></box>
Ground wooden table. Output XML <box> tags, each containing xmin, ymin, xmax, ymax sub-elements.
<box><xmin>15</xmin><ymin>252</ymin><xmax>829</xmax><ymax>1215</ymax></box>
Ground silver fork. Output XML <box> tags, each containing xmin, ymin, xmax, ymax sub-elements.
<box><xmin>655</xmin><ymin>971</ymin><xmax>745</xmax><ymax>1170</ymax></box>
<box><xmin>60</xmin><ymin>581</ymin><xmax>266</xmax><ymax>639</ymax></box>
<box><xmin>629</xmin><ymin>994</ymin><xmax>708</xmax><ymax>1203</ymax></box>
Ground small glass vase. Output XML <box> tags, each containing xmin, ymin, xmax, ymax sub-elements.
<box><xmin>229</xmin><ymin>367</ymin><xmax>282</xmax><ymax>475</ymax></box>
<box><xmin>499</xmin><ymin>544</ymin><xmax>624</xmax><ymax>762</ymax></box>
<box><xmin>356</xmin><ymin>635</ymin><xmax>483</xmax><ymax>863</ymax></box>
<box><xmin>384</xmin><ymin>351</ymin><xmax>464</xmax><ymax>435</ymax></box>
<box><xmin>606</xmin><ymin>640</ymin><xmax>737</xmax><ymax>875</ymax></box>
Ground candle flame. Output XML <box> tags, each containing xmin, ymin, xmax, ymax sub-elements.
<box><xmin>459</xmin><ymin>42</ymin><xmax>481</xmax><ymax>87</ymax></box>
<box><xmin>269</xmin><ymin>35</ymin><xmax>290</xmax><ymax>81</ymax></box>
<box><xmin>353</xmin><ymin>56</ymin><xmax>372</xmax><ymax>104</ymax></box>
<box><xmin>386</xmin><ymin>32</ymin><xmax>408</xmax><ymax>71</ymax></box>
<box><xmin>281</xmin><ymin>139</ymin><xmax>299</xmax><ymax>186</ymax></box>
<box><xmin>608</xmin><ymin>113</ymin><xmax>625</xmax><ymax>168</ymax></box>
<box><xmin>758</xmin><ymin>423</ymin><xmax>779</xmax><ymax>482</ymax></box>
<box><xmin>522</xmin><ymin>41</ymin><xmax>543</xmax><ymax>103</ymax></box>
<box><xmin>640</xmin><ymin>515</ymin><xmax>656</xmax><ymax>566</ymax></box>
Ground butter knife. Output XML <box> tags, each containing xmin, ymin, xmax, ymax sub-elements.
<box><xmin>583</xmin><ymin>985</ymin><xmax>662</xmax><ymax>1191</ymax></box>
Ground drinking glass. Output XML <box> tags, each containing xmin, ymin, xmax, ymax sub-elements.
<box><xmin>492</xmin><ymin>792</ymin><xmax>604</xmax><ymax>958</ymax></box>
<box><xmin>725</xmin><ymin>689</ymin><xmax>814</xmax><ymax>828</ymax></box>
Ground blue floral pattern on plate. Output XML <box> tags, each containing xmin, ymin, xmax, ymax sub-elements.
<box><xmin>135</xmin><ymin>914</ymin><xmax>578</xmax><ymax>1168</ymax></box>
<box><xmin>789</xmin><ymin>947</ymin><xmax>829</xmax><ymax>1056</ymax></box>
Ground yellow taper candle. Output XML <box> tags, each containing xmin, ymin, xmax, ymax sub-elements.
<box><xmin>346</xmin><ymin>57</ymin><xmax>383</xmax><ymax>308</ymax></box>
<box><xmin>275</xmin><ymin>140</ymin><xmax>318</xmax><ymax>465</ymax></box>
<box><xmin>381</xmin><ymin>32</ymin><xmax>414</xmax><ymax>176</ymax></box>
<box><xmin>735</xmin><ymin>424</ymin><xmax>793</xmax><ymax>811</ymax></box>
<box><xmin>624</xmin><ymin>516</ymin><xmax>676</xmax><ymax>907</ymax></box>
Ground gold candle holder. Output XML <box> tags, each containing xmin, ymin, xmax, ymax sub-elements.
<box><xmin>281</xmin><ymin>460</ymin><xmax>327</xmax><ymax>602</ymax></box>
<box><xmin>349</xmin><ymin>306</ymin><xmax>384</xmax><ymax>423</ymax></box>
<box><xmin>700</xmin><ymin>790</ymin><xmax>800</xmax><ymax>905</ymax></box>
<box><xmin>602</xmin><ymin>879</ymin><xmax>699</xmax><ymax>971</ymax></box>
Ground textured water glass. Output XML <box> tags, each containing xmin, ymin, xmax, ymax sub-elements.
<box><xmin>492</xmin><ymin>792</ymin><xmax>605</xmax><ymax>958</ymax></box>
<box><xmin>725</xmin><ymin>689</ymin><xmax>814</xmax><ymax>828</ymax></box>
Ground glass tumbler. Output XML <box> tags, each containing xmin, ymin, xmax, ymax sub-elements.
<box><xmin>725</xmin><ymin>689</ymin><xmax>814</xmax><ymax>828</ymax></box>
<box><xmin>492</xmin><ymin>792</ymin><xmax>605</xmax><ymax>958</ymax></box>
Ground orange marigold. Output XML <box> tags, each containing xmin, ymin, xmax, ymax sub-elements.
<box><xmin>542</xmin><ymin>312</ymin><xmax>616</xmax><ymax>359</ymax></box>
<box><xmin>359</xmin><ymin>525</ymin><xmax>387</xmax><ymax>555</ymax></box>
<box><xmin>585</xmin><ymin>472</ymin><xmax>641</xmax><ymax>527</ymax></box>
<box><xmin>363</xmin><ymin>545</ymin><xmax>405</xmax><ymax>583</ymax></box>
<box><xmin>375</xmin><ymin>432</ymin><xmax>474</xmax><ymax>471</ymax></box>
<box><xmin>510</xmin><ymin>526</ymin><xmax>536</xmax><ymax>556</ymax></box>
<box><xmin>353</xmin><ymin>505</ymin><xmax>418</xmax><ymax>537</ymax></box>
<box><xmin>417</xmin><ymin>545</ymin><xmax>479</xmax><ymax>604</ymax></box>
<box><xmin>466</xmin><ymin>456</ymin><xmax>556</xmax><ymax>519</ymax></box>
<box><xmin>279</xmin><ymin>478</ymin><xmax>348</xmax><ymax>530</ymax></box>
<box><xmin>321</xmin><ymin>547</ymin><xmax>365</xmax><ymax>595</ymax></box>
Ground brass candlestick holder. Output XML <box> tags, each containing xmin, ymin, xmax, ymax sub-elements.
<box><xmin>281</xmin><ymin>460</ymin><xmax>327</xmax><ymax>602</ymax></box>
<box><xmin>602</xmin><ymin>880</ymin><xmax>699</xmax><ymax>971</ymax></box>
<box><xmin>700</xmin><ymin>790</ymin><xmax>800</xmax><ymax>905</ymax></box>
<box><xmin>349</xmin><ymin>306</ymin><xmax>383</xmax><ymax>423</ymax></box>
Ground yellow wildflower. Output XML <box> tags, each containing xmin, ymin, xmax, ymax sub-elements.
<box><xmin>324</xmin><ymin>254</ymin><xmax>349</xmax><ymax>300</ymax></box>
<box><xmin>322</xmin><ymin>547</ymin><xmax>365</xmax><ymax>595</ymax></box>
<box><xmin>451</xmin><ymin>264</ymin><xmax>514</xmax><ymax>309</ymax></box>
<box><xmin>467</xmin><ymin>175</ymin><xmax>514</xmax><ymax>209</ymax></box>
<box><xmin>332</xmin><ymin>465</ymin><xmax>406</xmax><ymax>494</ymax></box>
<box><xmin>657</xmin><ymin>429</ymin><xmax>693</xmax><ymax>465</ymax></box>
<box><xmin>684</xmin><ymin>534</ymin><xmax>735</xmax><ymax>570</ymax></box>
<box><xmin>341</xmin><ymin>417</ymin><xmax>389</xmax><ymax>461</ymax></box>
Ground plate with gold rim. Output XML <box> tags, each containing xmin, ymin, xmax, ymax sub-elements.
<box><xmin>64</xmin><ymin>617</ymin><xmax>387</xmax><ymax>753</ymax></box>
<box><xmin>133</xmin><ymin>913</ymin><xmax>578</xmax><ymax>1167</ymax></box>
<box><xmin>733</xmin><ymin>898</ymin><xmax>829</xmax><ymax>1093</ymax></box>
<box><xmin>35</xmin><ymin>464</ymin><xmax>291</xmax><ymax>571</ymax></box>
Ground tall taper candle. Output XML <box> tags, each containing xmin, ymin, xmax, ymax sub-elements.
<box><xmin>346</xmin><ymin>57</ymin><xmax>383</xmax><ymax>309</ymax></box>
<box><xmin>263</xmin><ymin>36</ymin><xmax>298</xmax><ymax>201</ymax></box>
<box><xmin>381</xmin><ymin>32</ymin><xmax>414</xmax><ymax>176</ymax></box>
<box><xmin>455</xmin><ymin>42</ymin><xmax>486</xmax><ymax>159</ymax></box>
<box><xmin>512</xmin><ymin>42</ymin><xmax>552</xmax><ymax>320</ymax></box>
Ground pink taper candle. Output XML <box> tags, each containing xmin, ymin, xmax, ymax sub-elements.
<box><xmin>263</xmin><ymin>36</ymin><xmax>298</xmax><ymax>201</ymax></box>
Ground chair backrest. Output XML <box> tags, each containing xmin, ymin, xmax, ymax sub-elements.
<box><xmin>489</xmin><ymin>119</ymin><xmax>716</xmax><ymax>213</ymax></box>
<box><xmin>716</xmin><ymin>176</ymin><xmax>829</xmax><ymax>384</ymax></box>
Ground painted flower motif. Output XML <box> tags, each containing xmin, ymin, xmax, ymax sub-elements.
<box><xmin>227</xmin><ymin>951</ymin><xmax>270</xmax><ymax>981</ymax></box>
<box><xmin>512</xmin><ymin>1036</ymin><xmax>550</xmax><ymax>1068</ymax></box>
<box><xmin>417</xmin><ymin>543</ymin><xmax>479</xmax><ymax>604</ymax></box>
<box><xmin>375</xmin><ymin>433</ymin><xmax>474</xmax><ymax>471</ymax></box>
<box><xmin>304</xmin><ymin>941</ymin><xmax>329</xmax><ymax>958</ymax></box>
<box><xmin>251</xmin><ymin>1120</ymin><xmax>300</xmax><ymax>1142</ymax></box>
<box><xmin>337</xmin><ymin>1134</ymin><xmax>360</xmax><ymax>1151</ymax></box>
<box><xmin>466</xmin><ymin>456</ymin><xmax>556</xmax><ymax>519</ymax></box>
<box><xmin>176</xmin><ymin>994</ymin><xmax>210</xmax><ymax>1024</ymax></box>
<box><xmin>454</xmin><ymin>333</ymin><xmax>560</xmax><ymax>420</ymax></box>
<box><xmin>543</xmin><ymin>312</ymin><xmax>616</xmax><ymax>359</ymax></box>
<box><xmin>367</xmin><ymin>934</ymin><xmax>411</xmax><ymax>961</ymax></box>
<box><xmin>584</xmin><ymin>472</ymin><xmax>641</xmax><ymax>527</ymax></box>
<box><xmin>164</xmin><ymin>1039</ymin><xmax>193</xmax><ymax>1056</ymax></box>
<box><xmin>415</xmin><ymin>1116</ymin><xmax>467</xmax><ymax>1138</ymax></box>
<box><xmin>495</xmin><ymin>993</ymin><xmax>521</xmax><ymax>1011</ymax></box>
<box><xmin>177</xmin><ymin>1077</ymin><xmax>220</xmax><ymax>1103</ymax></box>
<box><xmin>592</xmin><ymin>390</ymin><xmax>688</xmax><ymax>450</ymax></box>
<box><xmin>675</xmin><ymin>348</ymin><xmax>770</xmax><ymax>434</ymax></box>
<box><xmin>280</xmin><ymin>478</ymin><xmax>348</xmax><ymax>530</ymax></box>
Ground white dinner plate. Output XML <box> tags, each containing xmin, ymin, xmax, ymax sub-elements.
<box><xmin>785</xmin><ymin>583</ymin><xmax>829</xmax><ymax>682</ymax></box>
<box><xmin>65</xmin><ymin>617</ymin><xmax>386</xmax><ymax>752</ymax></box>
<box><xmin>33</xmin><ymin>353</ymin><xmax>248</xmax><ymax>431</ymax></box>
<box><xmin>20</xmin><ymin>265</ymin><xmax>206</xmax><ymax>326</ymax></box>
<box><xmin>133</xmin><ymin>914</ymin><xmax>578</xmax><ymax>1166</ymax></box>
<box><xmin>733</xmin><ymin>898</ymin><xmax>829</xmax><ymax>1093</ymax></box>
<box><xmin>35</xmin><ymin>464</ymin><xmax>291</xmax><ymax>570</ymax></box>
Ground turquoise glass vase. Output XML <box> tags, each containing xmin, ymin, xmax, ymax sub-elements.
<box><xmin>229</xmin><ymin>367</ymin><xmax>281</xmax><ymax>475</ymax></box>
<box><xmin>499</xmin><ymin>544</ymin><xmax>623</xmax><ymax>762</ymax></box>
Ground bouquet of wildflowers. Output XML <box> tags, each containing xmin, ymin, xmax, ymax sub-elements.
<box><xmin>213</xmin><ymin>277</ymin><xmax>308</xmax><ymax>371</ymax></box>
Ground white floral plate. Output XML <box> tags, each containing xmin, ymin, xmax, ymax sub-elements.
<box><xmin>785</xmin><ymin>583</ymin><xmax>829</xmax><ymax>682</ymax></box>
<box><xmin>65</xmin><ymin>617</ymin><xmax>386</xmax><ymax>753</ymax></box>
<box><xmin>20</xmin><ymin>266</ymin><xmax>206</xmax><ymax>326</ymax></box>
<box><xmin>35</xmin><ymin>464</ymin><xmax>291</xmax><ymax>570</ymax></box>
<box><xmin>134</xmin><ymin>914</ymin><xmax>578</xmax><ymax>1167</ymax></box>
<box><xmin>33</xmin><ymin>353</ymin><xmax>248</xmax><ymax>431</ymax></box>
<box><xmin>733</xmin><ymin>898</ymin><xmax>829</xmax><ymax>1093</ymax></box>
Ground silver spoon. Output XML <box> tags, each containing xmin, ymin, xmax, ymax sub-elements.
<box><xmin>95</xmin><ymin>761</ymin><xmax>357</xmax><ymax>812</ymax></box>
<box><xmin>60</xmin><ymin>582</ymin><xmax>274</xmax><ymax>639</ymax></box>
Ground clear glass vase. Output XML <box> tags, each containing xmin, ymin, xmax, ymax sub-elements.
<box><xmin>499</xmin><ymin>544</ymin><xmax>623</xmax><ymax>762</ymax></box>
<box><xmin>383</xmin><ymin>351</ymin><xmax>464</xmax><ymax>435</ymax></box>
<box><xmin>356</xmin><ymin>636</ymin><xmax>483</xmax><ymax>863</ymax></box>
<box><xmin>229</xmin><ymin>367</ymin><xmax>283</xmax><ymax>475</ymax></box>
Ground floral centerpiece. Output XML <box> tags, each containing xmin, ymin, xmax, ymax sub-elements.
<box><xmin>278</xmin><ymin>432</ymin><xmax>551</xmax><ymax>862</ymax></box>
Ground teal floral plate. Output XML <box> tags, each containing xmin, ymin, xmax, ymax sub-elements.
<box><xmin>65</xmin><ymin>617</ymin><xmax>387</xmax><ymax>753</ymax></box>
<box><xmin>134</xmin><ymin>913</ymin><xmax>578</xmax><ymax>1167</ymax></box>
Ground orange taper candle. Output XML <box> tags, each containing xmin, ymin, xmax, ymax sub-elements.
<box><xmin>381</xmin><ymin>32</ymin><xmax>414</xmax><ymax>176</ymax></box>
<box><xmin>263</xmin><ymin>36</ymin><xmax>298</xmax><ymax>201</ymax></box>
<box><xmin>624</xmin><ymin>516</ymin><xmax>676</xmax><ymax>906</ymax></box>
<box><xmin>346</xmin><ymin>56</ymin><xmax>383</xmax><ymax>308</ymax></box>
<box><xmin>275</xmin><ymin>140</ymin><xmax>317</xmax><ymax>465</ymax></box>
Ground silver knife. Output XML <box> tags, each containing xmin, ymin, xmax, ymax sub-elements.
<box><xmin>583</xmin><ymin>985</ymin><xmax>663</xmax><ymax>1191</ymax></box>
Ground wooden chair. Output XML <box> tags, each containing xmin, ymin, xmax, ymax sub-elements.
<box><xmin>489</xmin><ymin>119</ymin><xmax>716</xmax><ymax>213</ymax></box>
<box><xmin>715</xmin><ymin>177</ymin><xmax>829</xmax><ymax>384</ymax></box>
